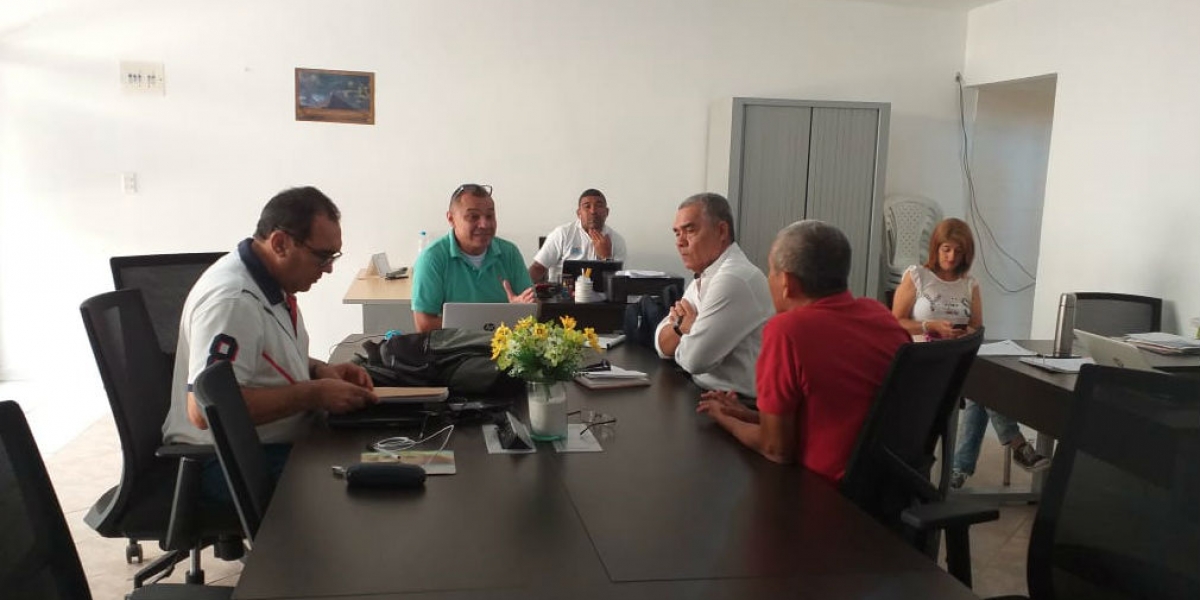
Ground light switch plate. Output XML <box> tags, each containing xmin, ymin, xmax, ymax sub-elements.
<box><xmin>120</xmin><ymin>61</ymin><xmax>165</xmax><ymax>95</ymax></box>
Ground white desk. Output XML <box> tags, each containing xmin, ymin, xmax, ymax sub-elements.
<box><xmin>342</xmin><ymin>268</ymin><xmax>413</xmax><ymax>333</ymax></box>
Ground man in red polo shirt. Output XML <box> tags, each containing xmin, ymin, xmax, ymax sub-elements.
<box><xmin>697</xmin><ymin>220</ymin><xmax>910</xmax><ymax>482</ymax></box>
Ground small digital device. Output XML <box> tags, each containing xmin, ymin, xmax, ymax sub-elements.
<box><xmin>371</xmin><ymin>252</ymin><xmax>409</xmax><ymax>280</ymax></box>
<box><xmin>340</xmin><ymin>463</ymin><xmax>426</xmax><ymax>489</ymax></box>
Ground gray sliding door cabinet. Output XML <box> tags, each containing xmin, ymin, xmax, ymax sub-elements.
<box><xmin>707</xmin><ymin>98</ymin><xmax>890</xmax><ymax>300</ymax></box>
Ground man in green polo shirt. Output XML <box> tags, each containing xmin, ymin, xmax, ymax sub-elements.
<box><xmin>411</xmin><ymin>183</ymin><xmax>535</xmax><ymax>332</ymax></box>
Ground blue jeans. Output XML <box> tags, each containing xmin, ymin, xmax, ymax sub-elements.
<box><xmin>201</xmin><ymin>443</ymin><xmax>292</xmax><ymax>505</ymax></box>
<box><xmin>952</xmin><ymin>400</ymin><xmax>1020</xmax><ymax>475</ymax></box>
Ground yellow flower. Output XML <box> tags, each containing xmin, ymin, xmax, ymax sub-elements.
<box><xmin>558</xmin><ymin>315</ymin><xmax>577</xmax><ymax>331</ymax></box>
<box><xmin>515</xmin><ymin>316</ymin><xmax>536</xmax><ymax>331</ymax></box>
<box><xmin>584</xmin><ymin>327</ymin><xmax>600</xmax><ymax>351</ymax></box>
<box><xmin>533</xmin><ymin>323</ymin><xmax>549</xmax><ymax>339</ymax></box>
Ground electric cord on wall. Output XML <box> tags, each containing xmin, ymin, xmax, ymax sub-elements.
<box><xmin>956</xmin><ymin>73</ymin><xmax>1037</xmax><ymax>294</ymax></box>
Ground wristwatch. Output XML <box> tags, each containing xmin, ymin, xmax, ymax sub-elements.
<box><xmin>673</xmin><ymin>319</ymin><xmax>685</xmax><ymax>337</ymax></box>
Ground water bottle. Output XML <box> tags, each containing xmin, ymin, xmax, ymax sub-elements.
<box><xmin>415</xmin><ymin>230</ymin><xmax>428</xmax><ymax>257</ymax></box>
<box><xmin>1052</xmin><ymin>292</ymin><xmax>1076</xmax><ymax>357</ymax></box>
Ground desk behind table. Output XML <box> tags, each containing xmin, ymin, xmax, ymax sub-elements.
<box><xmin>957</xmin><ymin>339</ymin><xmax>1200</xmax><ymax>500</ymax></box>
<box><xmin>234</xmin><ymin>344</ymin><xmax>976</xmax><ymax>600</ymax></box>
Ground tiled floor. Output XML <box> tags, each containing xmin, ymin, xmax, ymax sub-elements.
<box><xmin>19</xmin><ymin>397</ymin><xmax>1037</xmax><ymax>598</ymax></box>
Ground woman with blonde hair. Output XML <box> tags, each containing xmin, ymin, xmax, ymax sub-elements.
<box><xmin>891</xmin><ymin>218</ymin><xmax>1049</xmax><ymax>488</ymax></box>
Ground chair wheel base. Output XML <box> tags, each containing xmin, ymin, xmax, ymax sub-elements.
<box><xmin>125</xmin><ymin>540</ymin><xmax>144</xmax><ymax>564</ymax></box>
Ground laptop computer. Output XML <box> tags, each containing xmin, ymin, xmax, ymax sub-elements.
<box><xmin>1075</xmin><ymin>329</ymin><xmax>1158</xmax><ymax>372</ymax></box>
<box><xmin>371</xmin><ymin>252</ymin><xmax>409</xmax><ymax>280</ymax></box>
<box><xmin>442</xmin><ymin>302</ymin><xmax>538</xmax><ymax>332</ymax></box>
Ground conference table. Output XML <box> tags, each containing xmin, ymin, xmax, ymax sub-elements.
<box><xmin>233</xmin><ymin>343</ymin><xmax>976</xmax><ymax>599</ymax></box>
<box><xmin>958</xmin><ymin>339</ymin><xmax>1200</xmax><ymax>500</ymax></box>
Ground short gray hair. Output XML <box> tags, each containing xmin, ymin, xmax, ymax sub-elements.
<box><xmin>770</xmin><ymin>220</ymin><xmax>851</xmax><ymax>298</ymax></box>
<box><xmin>679</xmin><ymin>193</ymin><xmax>736</xmax><ymax>244</ymax></box>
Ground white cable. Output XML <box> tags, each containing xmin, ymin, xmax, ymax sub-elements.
<box><xmin>956</xmin><ymin>74</ymin><xmax>1037</xmax><ymax>294</ymax></box>
<box><xmin>371</xmin><ymin>424</ymin><xmax>455</xmax><ymax>467</ymax></box>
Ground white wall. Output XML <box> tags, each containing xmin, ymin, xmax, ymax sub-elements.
<box><xmin>965</xmin><ymin>0</ymin><xmax>1200</xmax><ymax>336</ymax></box>
<box><xmin>0</xmin><ymin>0</ymin><xmax>972</xmax><ymax>392</ymax></box>
<box><xmin>967</xmin><ymin>76</ymin><xmax>1055</xmax><ymax>339</ymax></box>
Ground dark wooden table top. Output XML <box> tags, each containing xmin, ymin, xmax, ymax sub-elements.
<box><xmin>234</xmin><ymin>343</ymin><xmax>976</xmax><ymax>600</ymax></box>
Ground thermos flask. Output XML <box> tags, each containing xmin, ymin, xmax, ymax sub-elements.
<box><xmin>1052</xmin><ymin>293</ymin><xmax>1077</xmax><ymax>357</ymax></box>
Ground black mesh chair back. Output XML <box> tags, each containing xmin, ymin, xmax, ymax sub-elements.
<box><xmin>110</xmin><ymin>253</ymin><xmax>225</xmax><ymax>356</ymax></box>
<box><xmin>0</xmin><ymin>400</ymin><xmax>91</xmax><ymax>599</ymax></box>
<box><xmin>80</xmin><ymin>289</ymin><xmax>177</xmax><ymax>540</ymax></box>
<box><xmin>1028</xmin><ymin>365</ymin><xmax>1200</xmax><ymax>600</ymax></box>
<box><xmin>842</xmin><ymin>329</ymin><xmax>985</xmax><ymax>521</ymax></box>
<box><xmin>0</xmin><ymin>401</ymin><xmax>235</xmax><ymax>600</ymax></box>
<box><xmin>192</xmin><ymin>360</ymin><xmax>274</xmax><ymax>541</ymax></box>
<box><xmin>1073</xmin><ymin>292</ymin><xmax>1162</xmax><ymax>337</ymax></box>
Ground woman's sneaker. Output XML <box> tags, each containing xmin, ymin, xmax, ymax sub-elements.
<box><xmin>949</xmin><ymin>469</ymin><xmax>968</xmax><ymax>489</ymax></box>
<box><xmin>1012</xmin><ymin>442</ymin><xmax>1051</xmax><ymax>472</ymax></box>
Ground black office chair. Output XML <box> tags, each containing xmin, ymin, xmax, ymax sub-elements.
<box><xmin>192</xmin><ymin>360</ymin><xmax>274</xmax><ymax>541</ymax></box>
<box><xmin>80</xmin><ymin>290</ymin><xmax>242</xmax><ymax>587</ymax></box>
<box><xmin>841</xmin><ymin>328</ymin><xmax>999</xmax><ymax>588</ymax></box>
<box><xmin>0</xmin><ymin>400</ymin><xmax>232</xmax><ymax>599</ymax></box>
<box><xmin>110</xmin><ymin>253</ymin><xmax>226</xmax><ymax>356</ymax></box>
<box><xmin>1073</xmin><ymin>292</ymin><xmax>1162</xmax><ymax>337</ymax></box>
<box><xmin>992</xmin><ymin>365</ymin><xmax>1200</xmax><ymax>600</ymax></box>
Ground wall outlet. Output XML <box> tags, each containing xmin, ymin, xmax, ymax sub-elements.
<box><xmin>121</xmin><ymin>172</ymin><xmax>138</xmax><ymax>195</ymax></box>
<box><xmin>120</xmin><ymin>61</ymin><xmax>166</xmax><ymax>95</ymax></box>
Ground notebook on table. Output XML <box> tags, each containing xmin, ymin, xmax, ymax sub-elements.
<box><xmin>442</xmin><ymin>303</ymin><xmax>538</xmax><ymax>332</ymax></box>
<box><xmin>376</xmin><ymin>387</ymin><xmax>450</xmax><ymax>404</ymax></box>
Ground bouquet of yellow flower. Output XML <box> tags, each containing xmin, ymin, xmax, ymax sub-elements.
<box><xmin>491</xmin><ymin>315</ymin><xmax>602</xmax><ymax>382</ymax></box>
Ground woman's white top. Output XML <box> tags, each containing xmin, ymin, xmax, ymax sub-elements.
<box><xmin>906</xmin><ymin>265</ymin><xmax>977</xmax><ymax>325</ymax></box>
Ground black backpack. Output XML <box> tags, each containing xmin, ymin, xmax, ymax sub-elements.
<box><xmin>623</xmin><ymin>284</ymin><xmax>683</xmax><ymax>348</ymax></box>
<box><xmin>356</xmin><ymin>328</ymin><xmax>521</xmax><ymax>396</ymax></box>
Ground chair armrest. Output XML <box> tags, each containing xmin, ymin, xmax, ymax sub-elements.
<box><xmin>901</xmin><ymin>499</ymin><xmax>999</xmax><ymax>532</ymax></box>
<box><xmin>156</xmin><ymin>443</ymin><xmax>216</xmax><ymax>460</ymax></box>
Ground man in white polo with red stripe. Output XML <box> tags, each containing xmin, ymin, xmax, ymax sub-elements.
<box><xmin>164</xmin><ymin>186</ymin><xmax>377</xmax><ymax>499</ymax></box>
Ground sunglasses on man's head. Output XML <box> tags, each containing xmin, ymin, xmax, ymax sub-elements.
<box><xmin>452</xmin><ymin>183</ymin><xmax>493</xmax><ymax>200</ymax></box>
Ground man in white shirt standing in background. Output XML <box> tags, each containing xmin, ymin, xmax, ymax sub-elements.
<box><xmin>528</xmin><ymin>188</ymin><xmax>627</xmax><ymax>283</ymax></box>
<box><xmin>656</xmin><ymin>193</ymin><xmax>773</xmax><ymax>397</ymax></box>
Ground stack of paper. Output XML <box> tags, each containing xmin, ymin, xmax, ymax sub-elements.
<box><xmin>574</xmin><ymin>365</ymin><xmax>650</xmax><ymax>389</ymax></box>
<box><xmin>977</xmin><ymin>340</ymin><xmax>1037</xmax><ymax>357</ymax></box>
<box><xmin>1125</xmin><ymin>332</ymin><xmax>1200</xmax><ymax>355</ymax></box>
<box><xmin>1019</xmin><ymin>356</ymin><xmax>1094</xmax><ymax>374</ymax></box>
<box><xmin>615</xmin><ymin>270</ymin><xmax>670</xmax><ymax>278</ymax></box>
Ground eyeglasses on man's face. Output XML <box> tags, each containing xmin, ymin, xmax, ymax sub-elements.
<box><xmin>278</xmin><ymin>228</ymin><xmax>342</xmax><ymax>267</ymax></box>
<box><xmin>452</xmin><ymin>183</ymin><xmax>493</xmax><ymax>201</ymax></box>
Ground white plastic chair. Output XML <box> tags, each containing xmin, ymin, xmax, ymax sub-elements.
<box><xmin>883</xmin><ymin>195</ymin><xmax>943</xmax><ymax>290</ymax></box>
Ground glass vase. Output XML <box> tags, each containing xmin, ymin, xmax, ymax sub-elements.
<box><xmin>526</xmin><ymin>379</ymin><xmax>568</xmax><ymax>441</ymax></box>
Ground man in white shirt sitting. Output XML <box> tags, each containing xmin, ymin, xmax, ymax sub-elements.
<box><xmin>163</xmin><ymin>186</ymin><xmax>378</xmax><ymax>500</ymax></box>
<box><xmin>655</xmin><ymin>193</ymin><xmax>774</xmax><ymax>397</ymax></box>
<box><xmin>528</xmin><ymin>188</ymin><xmax>628</xmax><ymax>283</ymax></box>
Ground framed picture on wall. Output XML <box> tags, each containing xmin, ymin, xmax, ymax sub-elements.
<box><xmin>295</xmin><ymin>68</ymin><xmax>375</xmax><ymax>125</ymax></box>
